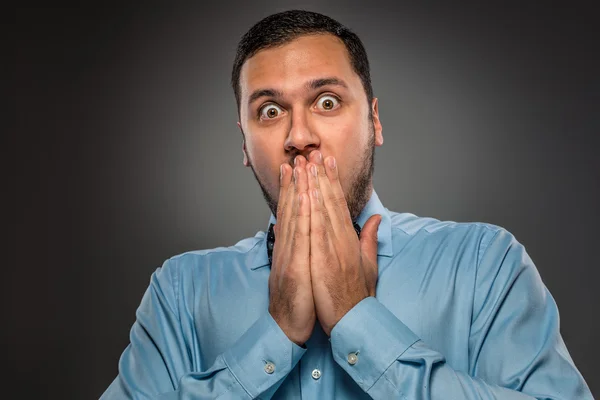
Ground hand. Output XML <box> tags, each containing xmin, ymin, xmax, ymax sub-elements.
<box><xmin>268</xmin><ymin>155</ymin><xmax>315</xmax><ymax>346</ymax></box>
<box><xmin>305</xmin><ymin>150</ymin><xmax>382</xmax><ymax>336</ymax></box>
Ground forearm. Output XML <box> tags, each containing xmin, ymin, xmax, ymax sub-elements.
<box><xmin>330</xmin><ymin>297</ymin><xmax>591</xmax><ymax>400</ymax></box>
<box><xmin>363</xmin><ymin>341</ymin><xmax>536</xmax><ymax>399</ymax></box>
<box><xmin>103</xmin><ymin>311</ymin><xmax>305</xmax><ymax>400</ymax></box>
<box><xmin>101</xmin><ymin>259</ymin><xmax>306</xmax><ymax>400</ymax></box>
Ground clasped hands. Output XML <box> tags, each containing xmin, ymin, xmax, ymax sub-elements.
<box><xmin>269</xmin><ymin>150</ymin><xmax>382</xmax><ymax>346</ymax></box>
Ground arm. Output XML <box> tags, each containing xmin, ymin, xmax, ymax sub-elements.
<box><xmin>103</xmin><ymin>158</ymin><xmax>314</xmax><ymax>399</ymax></box>
<box><xmin>330</xmin><ymin>229</ymin><xmax>593</xmax><ymax>399</ymax></box>
<box><xmin>101</xmin><ymin>260</ymin><xmax>305</xmax><ymax>400</ymax></box>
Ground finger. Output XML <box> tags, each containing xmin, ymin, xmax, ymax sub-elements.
<box><xmin>276</xmin><ymin>163</ymin><xmax>292</xmax><ymax>221</ymax></box>
<box><xmin>294</xmin><ymin>192</ymin><xmax>311</xmax><ymax>273</ymax></box>
<box><xmin>289</xmin><ymin>156</ymin><xmax>309</xmax><ymax>245</ymax></box>
<box><xmin>308</xmin><ymin>150</ymin><xmax>332</xmax><ymax>211</ymax></box>
<box><xmin>275</xmin><ymin>163</ymin><xmax>290</xmax><ymax>244</ymax></box>
<box><xmin>308</xmin><ymin>150</ymin><xmax>325</xmax><ymax>187</ymax></box>
<box><xmin>278</xmin><ymin>163</ymin><xmax>297</xmax><ymax>246</ymax></box>
<box><xmin>359</xmin><ymin>214</ymin><xmax>382</xmax><ymax>265</ymax></box>
<box><xmin>324</xmin><ymin>155</ymin><xmax>353</xmax><ymax>233</ymax></box>
<box><xmin>309</xmin><ymin>151</ymin><xmax>348</xmax><ymax>236</ymax></box>
<box><xmin>279</xmin><ymin>154</ymin><xmax>307</xmax><ymax>252</ymax></box>
<box><xmin>306</xmin><ymin>162</ymin><xmax>319</xmax><ymax>194</ymax></box>
<box><xmin>294</xmin><ymin>154</ymin><xmax>307</xmax><ymax>169</ymax></box>
<box><xmin>309</xmin><ymin>186</ymin><xmax>333</xmax><ymax>277</ymax></box>
<box><xmin>286</xmin><ymin>164</ymin><xmax>302</xmax><ymax>247</ymax></box>
<box><xmin>307</xmin><ymin>153</ymin><xmax>334</xmax><ymax>239</ymax></box>
<box><xmin>294</xmin><ymin>156</ymin><xmax>309</xmax><ymax>195</ymax></box>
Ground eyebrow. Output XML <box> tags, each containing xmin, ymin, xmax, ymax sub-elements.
<box><xmin>247</xmin><ymin>77</ymin><xmax>349</xmax><ymax>107</ymax></box>
<box><xmin>248</xmin><ymin>88</ymin><xmax>284</xmax><ymax>106</ymax></box>
<box><xmin>305</xmin><ymin>77</ymin><xmax>348</xmax><ymax>91</ymax></box>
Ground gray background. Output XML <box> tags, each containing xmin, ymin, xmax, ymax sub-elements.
<box><xmin>12</xmin><ymin>1</ymin><xmax>598</xmax><ymax>398</ymax></box>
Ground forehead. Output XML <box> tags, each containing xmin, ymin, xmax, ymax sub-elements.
<box><xmin>239</xmin><ymin>34</ymin><xmax>360</xmax><ymax>98</ymax></box>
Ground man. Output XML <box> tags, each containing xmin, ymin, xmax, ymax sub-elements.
<box><xmin>102</xmin><ymin>10</ymin><xmax>592</xmax><ymax>399</ymax></box>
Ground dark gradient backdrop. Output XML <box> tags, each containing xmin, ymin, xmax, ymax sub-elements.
<box><xmin>12</xmin><ymin>2</ymin><xmax>599</xmax><ymax>399</ymax></box>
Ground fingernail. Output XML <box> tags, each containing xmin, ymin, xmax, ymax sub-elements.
<box><xmin>311</xmin><ymin>164</ymin><xmax>317</xmax><ymax>177</ymax></box>
<box><xmin>312</xmin><ymin>189</ymin><xmax>319</xmax><ymax>199</ymax></box>
<box><xmin>317</xmin><ymin>151</ymin><xmax>323</xmax><ymax>163</ymax></box>
<box><xmin>294</xmin><ymin>156</ymin><xmax>299</xmax><ymax>166</ymax></box>
<box><xmin>280</xmin><ymin>164</ymin><xmax>284</xmax><ymax>182</ymax></box>
<box><xmin>328</xmin><ymin>157</ymin><xmax>336</xmax><ymax>169</ymax></box>
<box><xmin>293</xmin><ymin>167</ymin><xmax>298</xmax><ymax>182</ymax></box>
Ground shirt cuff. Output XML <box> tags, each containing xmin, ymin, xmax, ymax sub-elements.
<box><xmin>223</xmin><ymin>311</ymin><xmax>306</xmax><ymax>398</ymax></box>
<box><xmin>330</xmin><ymin>296</ymin><xmax>420</xmax><ymax>392</ymax></box>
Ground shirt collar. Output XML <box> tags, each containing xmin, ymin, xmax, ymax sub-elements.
<box><xmin>250</xmin><ymin>189</ymin><xmax>393</xmax><ymax>270</ymax></box>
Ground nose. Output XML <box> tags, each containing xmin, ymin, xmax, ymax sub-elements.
<box><xmin>284</xmin><ymin>109</ymin><xmax>319</xmax><ymax>153</ymax></box>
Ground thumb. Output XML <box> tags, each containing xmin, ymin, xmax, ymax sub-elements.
<box><xmin>359</xmin><ymin>214</ymin><xmax>382</xmax><ymax>259</ymax></box>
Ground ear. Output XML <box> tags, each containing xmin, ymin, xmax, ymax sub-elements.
<box><xmin>371</xmin><ymin>98</ymin><xmax>383</xmax><ymax>146</ymax></box>
<box><xmin>238</xmin><ymin>122</ymin><xmax>250</xmax><ymax>167</ymax></box>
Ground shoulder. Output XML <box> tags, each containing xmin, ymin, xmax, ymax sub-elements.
<box><xmin>158</xmin><ymin>231</ymin><xmax>267</xmax><ymax>278</ymax></box>
<box><xmin>142</xmin><ymin>231</ymin><xmax>268</xmax><ymax>311</ymax></box>
<box><xmin>387</xmin><ymin>210</ymin><xmax>517</xmax><ymax>266</ymax></box>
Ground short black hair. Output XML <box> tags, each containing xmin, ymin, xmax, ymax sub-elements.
<box><xmin>231</xmin><ymin>10</ymin><xmax>373</xmax><ymax>115</ymax></box>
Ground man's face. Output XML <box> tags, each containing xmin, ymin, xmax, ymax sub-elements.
<box><xmin>238</xmin><ymin>33</ymin><xmax>383</xmax><ymax>221</ymax></box>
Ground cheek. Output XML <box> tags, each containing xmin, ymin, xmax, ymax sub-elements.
<box><xmin>323</xmin><ymin>107</ymin><xmax>368</xmax><ymax>142</ymax></box>
<box><xmin>246</xmin><ymin>133</ymin><xmax>276</xmax><ymax>160</ymax></box>
<box><xmin>245</xmin><ymin>137</ymin><xmax>282</xmax><ymax>182</ymax></box>
<box><xmin>324</xmin><ymin>116</ymin><xmax>366</xmax><ymax>154</ymax></box>
<box><xmin>324</xmin><ymin>115</ymin><xmax>370</xmax><ymax>185</ymax></box>
<box><xmin>323</xmin><ymin>129</ymin><xmax>362</xmax><ymax>188</ymax></box>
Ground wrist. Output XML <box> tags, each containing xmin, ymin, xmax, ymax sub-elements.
<box><xmin>268</xmin><ymin>309</ymin><xmax>308</xmax><ymax>347</ymax></box>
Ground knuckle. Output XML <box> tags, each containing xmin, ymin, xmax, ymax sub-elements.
<box><xmin>279</xmin><ymin>267</ymin><xmax>295</xmax><ymax>282</ymax></box>
<box><xmin>278</xmin><ymin>208</ymin><xmax>286</xmax><ymax>222</ymax></box>
<box><xmin>312</xmin><ymin>224</ymin><xmax>325</xmax><ymax>238</ymax></box>
<box><xmin>333</xmin><ymin>195</ymin><xmax>346</xmax><ymax>208</ymax></box>
<box><xmin>291</xmin><ymin>235</ymin><xmax>303</xmax><ymax>252</ymax></box>
<box><xmin>319</xmin><ymin>229</ymin><xmax>330</xmax><ymax>248</ymax></box>
<box><xmin>299</xmin><ymin>227</ymin><xmax>310</xmax><ymax>238</ymax></box>
<box><xmin>296</xmin><ymin>219</ymin><xmax>310</xmax><ymax>236</ymax></box>
<box><xmin>323</xmin><ymin>209</ymin><xmax>332</xmax><ymax>225</ymax></box>
<box><xmin>289</xmin><ymin>235</ymin><xmax>298</xmax><ymax>250</ymax></box>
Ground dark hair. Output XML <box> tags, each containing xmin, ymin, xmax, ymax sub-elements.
<box><xmin>231</xmin><ymin>10</ymin><xmax>373</xmax><ymax>115</ymax></box>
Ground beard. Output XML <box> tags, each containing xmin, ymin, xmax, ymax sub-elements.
<box><xmin>245</xmin><ymin>124</ymin><xmax>376</xmax><ymax>223</ymax></box>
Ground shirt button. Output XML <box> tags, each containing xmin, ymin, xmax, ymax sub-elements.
<box><xmin>347</xmin><ymin>352</ymin><xmax>358</xmax><ymax>365</ymax></box>
<box><xmin>311</xmin><ymin>369</ymin><xmax>321</xmax><ymax>380</ymax></box>
<box><xmin>264</xmin><ymin>362</ymin><xmax>275</xmax><ymax>374</ymax></box>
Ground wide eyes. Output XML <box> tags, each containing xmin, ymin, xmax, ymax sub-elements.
<box><xmin>258</xmin><ymin>94</ymin><xmax>341</xmax><ymax>120</ymax></box>
<box><xmin>260</xmin><ymin>104</ymin><xmax>283</xmax><ymax>120</ymax></box>
<box><xmin>316</xmin><ymin>95</ymin><xmax>340</xmax><ymax>111</ymax></box>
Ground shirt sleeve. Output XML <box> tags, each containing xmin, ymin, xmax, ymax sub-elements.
<box><xmin>329</xmin><ymin>229</ymin><xmax>593</xmax><ymax>399</ymax></box>
<box><xmin>100</xmin><ymin>259</ymin><xmax>306</xmax><ymax>400</ymax></box>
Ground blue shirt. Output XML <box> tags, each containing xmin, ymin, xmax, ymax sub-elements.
<box><xmin>102</xmin><ymin>190</ymin><xmax>592</xmax><ymax>399</ymax></box>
